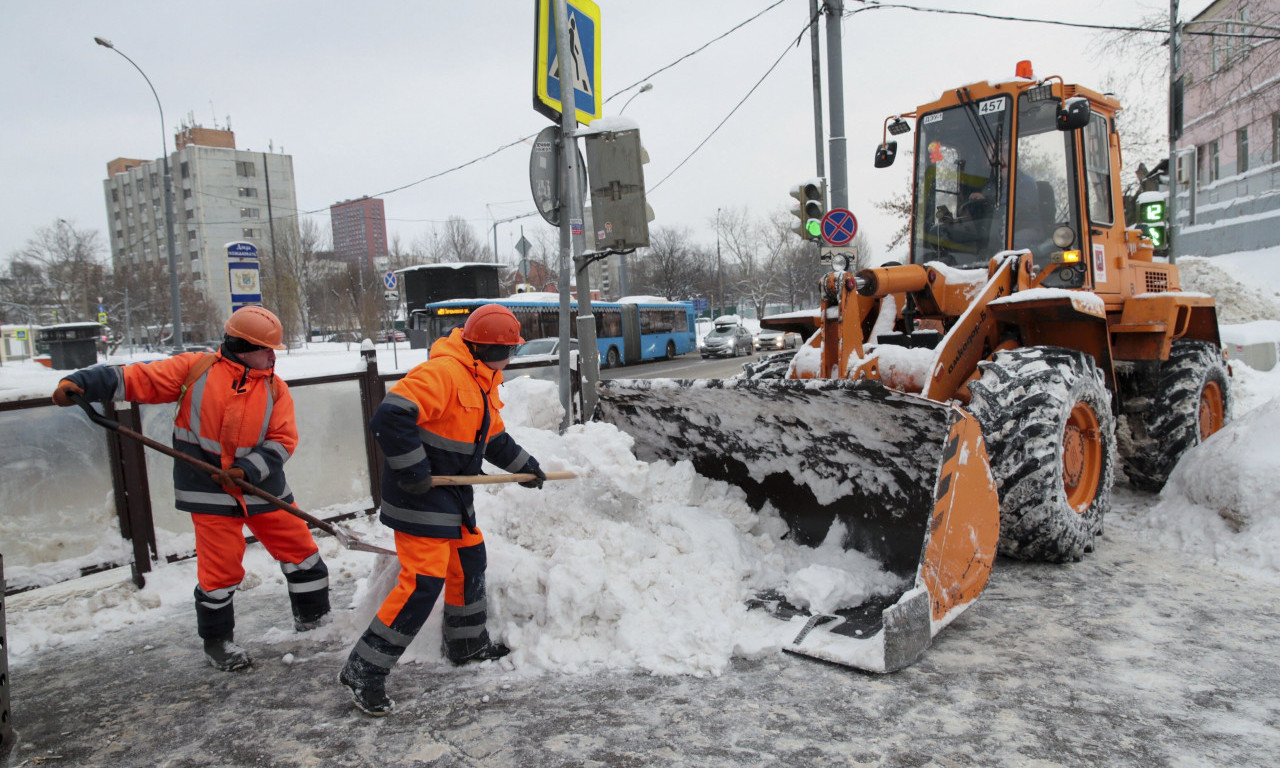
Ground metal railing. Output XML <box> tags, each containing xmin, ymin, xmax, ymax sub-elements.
<box><xmin>1</xmin><ymin>348</ymin><xmax>580</xmax><ymax>596</ymax></box>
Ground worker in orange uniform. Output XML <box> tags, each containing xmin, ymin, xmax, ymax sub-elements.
<box><xmin>52</xmin><ymin>306</ymin><xmax>329</xmax><ymax>672</ymax></box>
<box><xmin>340</xmin><ymin>303</ymin><xmax>546</xmax><ymax>716</ymax></box>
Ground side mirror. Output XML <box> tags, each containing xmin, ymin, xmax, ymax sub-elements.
<box><xmin>1056</xmin><ymin>98</ymin><xmax>1091</xmax><ymax>131</ymax></box>
<box><xmin>874</xmin><ymin>141</ymin><xmax>898</xmax><ymax>168</ymax></box>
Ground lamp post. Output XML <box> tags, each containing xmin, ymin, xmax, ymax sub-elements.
<box><xmin>619</xmin><ymin>83</ymin><xmax>653</xmax><ymax>115</ymax></box>
<box><xmin>716</xmin><ymin>207</ymin><xmax>724</xmax><ymax>317</ymax></box>
<box><xmin>95</xmin><ymin>37</ymin><xmax>183</xmax><ymax>354</ymax></box>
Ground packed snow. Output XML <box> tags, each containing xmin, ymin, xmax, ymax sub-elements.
<box><xmin>5</xmin><ymin>250</ymin><xmax>1280</xmax><ymax>682</ymax></box>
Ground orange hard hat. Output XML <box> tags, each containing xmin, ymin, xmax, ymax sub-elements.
<box><xmin>461</xmin><ymin>304</ymin><xmax>524</xmax><ymax>346</ymax></box>
<box><xmin>225</xmin><ymin>306</ymin><xmax>286</xmax><ymax>350</ymax></box>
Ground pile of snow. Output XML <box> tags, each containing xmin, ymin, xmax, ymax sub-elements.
<box><xmin>1179</xmin><ymin>247</ymin><xmax>1280</xmax><ymax>324</ymax></box>
<box><xmin>1145</xmin><ymin>362</ymin><xmax>1280</xmax><ymax>582</ymax></box>
<box><xmin>4</xmin><ymin>373</ymin><xmax>903</xmax><ymax>677</ymax></box>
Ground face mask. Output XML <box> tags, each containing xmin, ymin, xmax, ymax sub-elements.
<box><xmin>472</xmin><ymin>343</ymin><xmax>518</xmax><ymax>363</ymax></box>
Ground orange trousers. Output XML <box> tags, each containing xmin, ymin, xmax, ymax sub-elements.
<box><xmin>192</xmin><ymin>509</ymin><xmax>320</xmax><ymax>591</ymax></box>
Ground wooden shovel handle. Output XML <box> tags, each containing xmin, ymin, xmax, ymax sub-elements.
<box><xmin>431</xmin><ymin>470</ymin><xmax>576</xmax><ymax>487</ymax></box>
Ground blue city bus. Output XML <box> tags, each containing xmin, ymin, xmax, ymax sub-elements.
<box><xmin>412</xmin><ymin>294</ymin><xmax>697</xmax><ymax>367</ymax></box>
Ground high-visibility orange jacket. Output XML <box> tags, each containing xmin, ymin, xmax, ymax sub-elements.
<box><xmin>66</xmin><ymin>350</ymin><xmax>297</xmax><ymax>516</ymax></box>
<box><xmin>371</xmin><ymin>328</ymin><xmax>534</xmax><ymax>538</ymax></box>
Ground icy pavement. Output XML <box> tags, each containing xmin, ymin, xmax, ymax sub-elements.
<box><xmin>6</xmin><ymin>488</ymin><xmax>1278</xmax><ymax>768</ymax></box>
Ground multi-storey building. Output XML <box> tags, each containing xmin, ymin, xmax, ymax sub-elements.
<box><xmin>1174</xmin><ymin>0</ymin><xmax>1280</xmax><ymax>255</ymax></box>
<box><xmin>102</xmin><ymin>123</ymin><xmax>300</xmax><ymax>326</ymax></box>
<box><xmin>330</xmin><ymin>196</ymin><xmax>387</xmax><ymax>267</ymax></box>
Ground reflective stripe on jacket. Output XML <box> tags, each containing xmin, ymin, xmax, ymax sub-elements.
<box><xmin>371</xmin><ymin>328</ymin><xmax>530</xmax><ymax>538</ymax></box>
<box><xmin>66</xmin><ymin>351</ymin><xmax>296</xmax><ymax>516</ymax></box>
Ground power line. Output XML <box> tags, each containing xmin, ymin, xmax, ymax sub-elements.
<box><xmin>287</xmin><ymin>0</ymin><xmax>795</xmax><ymax>220</ymax></box>
<box><xmin>846</xmin><ymin>1</ymin><xmax>1280</xmax><ymax>41</ymax></box>
<box><xmin>651</xmin><ymin>8</ymin><xmax>820</xmax><ymax>193</ymax></box>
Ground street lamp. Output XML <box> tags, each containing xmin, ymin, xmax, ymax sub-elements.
<box><xmin>95</xmin><ymin>36</ymin><xmax>184</xmax><ymax>354</ymax></box>
<box><xmin>619</xmin><ymin>83</ymin><xmax>653</xmax><ymax>115</ymax></box>
<box><xmin>716</xmin><ymin>208</ymin><xmax>724</xmax><ymax>317</ymax></box>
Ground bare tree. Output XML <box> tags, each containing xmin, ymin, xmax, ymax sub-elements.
<box><xmin>10</xmin><ymin>220</ymin><xmax>106</xmax><ymax>324</ymax></box>
<box><xmin>265</xmin><ymin>217</ymin><xmax>329</xmax><ymax>343</ymax></box>
<box><xmin>632</xmin><ymin>226</ymin><xmax>708</xmax><ymax>300</ymax></box>
<box><xmin>715</xmin><ymin>206</ymin><xmax>786</xmax><ymax>317</ymax></box>
<box><xmin>421</xmin><ymin>216</ymin><xmax>488</xmax><ymax>263</ymax></box>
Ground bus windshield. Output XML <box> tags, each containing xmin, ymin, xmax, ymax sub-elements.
<box><xmin>912</xmin><ymin>94</ymin><xmax>1012</xmax><ymax>267</ymax></box>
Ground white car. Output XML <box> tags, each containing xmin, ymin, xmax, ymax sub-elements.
<box><xmin>754</xmin><ymin>329</ymin><xmax>801</xmax><ymax>351</ymax></box>
<box><xmin>506</xmin><ymin>337</ymin><xmax>579</xmax><ymax>381</ymax></box>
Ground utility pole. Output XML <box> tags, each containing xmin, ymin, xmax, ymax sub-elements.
<box><xmin>1167</xmin><ymin>0</ymin><xmax>1180</xmax><ymax>263</ymax></box>
<box><xmin>824</xmin><ymin>0</ymin><xmax>848</xmax><ymax>211</ymax></box>
<box><xmin>553</xmin><ymin>0</ymin><xmax>598</xmax><ymax>428</ymax></box>
<box><xmin>809</xmin><ymin>0</ymin><xmax>825</xmax><ymax>179</ymax></box>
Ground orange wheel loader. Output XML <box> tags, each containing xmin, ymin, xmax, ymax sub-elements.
<box><xmin>597</xmin><ymin>62</ymin><xmax>1231</xmax><ymax>672</ymax></box>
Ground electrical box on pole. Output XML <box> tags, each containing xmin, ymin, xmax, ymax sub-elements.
<box><xmin>583</xmin><ymin>127</ymin><xmax>652</xmax><ymax>250</ymax></box>
<box><xmin>790</xmin><ymin>179</ymin><xmax>827</xmax><ymax>241</ymax></box>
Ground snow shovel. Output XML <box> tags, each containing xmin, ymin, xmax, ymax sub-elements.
<box><xmin>431</xmin><ymin>470</ymin><xmax>576</xmax><ymax>486</ymax></box>
<box><xmin>70</xmin><ymin>393</ymin><xmax>395</xmax><ymax>556</ymax></box>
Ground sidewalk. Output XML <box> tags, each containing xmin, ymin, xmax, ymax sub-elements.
<box><xmin>6</xmin><ymin>501</ymin><xmax>1279</xmax><ymax>768</ymax></box>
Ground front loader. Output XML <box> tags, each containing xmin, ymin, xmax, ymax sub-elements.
<box><xmin>597</xmin><ymin>61</ymin><xmax>1231</xmax><ymax>672</ymax></box>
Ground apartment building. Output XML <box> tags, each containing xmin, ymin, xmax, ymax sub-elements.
<box><xmin>102</xmin><ymin>123</ymin><xmax>300</xmax><ymax>324</ymax></box>
<box><xmin>1174</xmin><ymin>0</ymin><xmax>1280</xmax><ymax>255</ymax></box>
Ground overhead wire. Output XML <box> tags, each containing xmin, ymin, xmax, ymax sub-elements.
<box><xmin>845</xmin><ymin>1</ymin><xmax>1280</xmax><ymax>41</ymax></box>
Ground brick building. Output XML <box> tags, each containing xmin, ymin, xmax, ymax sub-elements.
<box><xmin>329</xmin><ymin>196</ymin><xmax>388</xmax><ymax>267</ymax></box>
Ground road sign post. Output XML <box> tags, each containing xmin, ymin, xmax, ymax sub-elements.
<box><xmin>821</xmin><ymin>208</ymin><xmax>858</xmax><ymax>247</ymax></box>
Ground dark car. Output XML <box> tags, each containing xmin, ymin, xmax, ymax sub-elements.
<box><xmin>701</xmin><ymin>322</ymin><xmax>754</xmax><ymax>359</ymax></box>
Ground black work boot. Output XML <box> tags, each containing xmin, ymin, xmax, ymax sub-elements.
<box><xmin>447</xmin><ymin>641</ymin><xmax>510</xmax><ymax>666</ymax></box>
<box><xmin>203</xmin><ymin>636</ymin><xmax>253</xmax><ymax>671</ymax></box>
<box><xmin>339</xmin><ymin>656</ymin><xmax>394</xmax><ymax>716</ymax></box>
<box><xmin>293</xmin><ymin>609</ymin><xmax>331</xmax><ymax>632</ymax></box>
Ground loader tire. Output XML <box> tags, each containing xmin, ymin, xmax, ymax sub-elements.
<box><xmin>1118</xmin><ymin>340</ymin><xmax>1230</xmax><ymax>493</ymax></box>
<box><xmin>967</xmin><ymin>347</ymin><xmax>1116</xmax><ymax>563</ymax></box>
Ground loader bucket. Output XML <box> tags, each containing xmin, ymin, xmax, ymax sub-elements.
<box><xmin>596</xmin><ymin>378</ymin><xmax>999</xmax><ymax>672</ymax></box>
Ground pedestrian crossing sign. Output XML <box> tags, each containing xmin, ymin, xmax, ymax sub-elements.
<box><xmin>533</xmin><ymin>0</ymin><xmax>602</xmax><ymax>125</ymax></box>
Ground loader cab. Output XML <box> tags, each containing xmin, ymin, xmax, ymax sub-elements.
<box><xmin>1010</xmin><ymin>90</ymin><xmax>1087</xmax><ymax>290</ymax></box>
<box><xmin>911</xmin><ymin>93</ymin><xmax>1013</xmax><ymax>269</ymax></box>
<box><xmin>905</xmin><ymin>73</ymin><xmax>1100</xmax><ymax>290</ymax></box>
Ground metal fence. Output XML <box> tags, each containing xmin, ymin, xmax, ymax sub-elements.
<box><xmin>1</xmin><ymin>348</ymin><xmax>579</xmax><ymax>597</ymax></box>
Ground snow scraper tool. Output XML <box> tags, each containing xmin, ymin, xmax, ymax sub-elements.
<box><xmin>596</xmin><ymin>378</ymin><xmax>998</xmax><ymax>673</ymax></box>
<box><xmin>71</xmin><ymin>393</ymin><xmax>395</xmax><ymax>556</ymax></box>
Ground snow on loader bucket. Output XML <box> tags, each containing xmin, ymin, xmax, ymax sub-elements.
<box><xmin>596</xmin><ymin>377</ymin><xmax>999</xmax><ymax>673</ymax></box>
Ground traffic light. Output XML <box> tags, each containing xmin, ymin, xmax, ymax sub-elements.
<box><xmin>790</xmin><ymin>179</ymin><xmax>826</xmax><ymax>241</ymax></box>
<box><xmin>584</xmin><ymin>127</ymin><xmax>653</xmax><ymax>250</ymax></box>
<box><xmin>1138</xmin><ymin>195</ymin><xmax>1168</xmax><ymax>251</ymax></box>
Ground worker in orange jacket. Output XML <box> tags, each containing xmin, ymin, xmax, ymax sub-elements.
<box><xmin>52</xmin><ymin>306</ymin><xmax>329</xmax><ymax>671</ymax></box>
<box><xmin>340</xmin><ymin>303</ymin><xmax>546</xmax><ymax>716</ymax></box>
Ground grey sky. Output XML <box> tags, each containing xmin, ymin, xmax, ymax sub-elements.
<box><xmin>2</xmin><ymin>1</ymin><xmax>1200</xmax><ymax>267</ymax></box>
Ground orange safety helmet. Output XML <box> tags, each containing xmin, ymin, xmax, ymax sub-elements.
<box><xmin>460</xmin><ymin>304</ymin><xmax>524</xmax><ymax>346</ymax></box>
<box><xmin>224</xmin><ymin>306</ymin><xmax>287</xmax><ymax>350</ymax></box>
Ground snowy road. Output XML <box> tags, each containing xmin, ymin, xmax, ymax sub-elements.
<box><xmin>7</xmin><ymin>489</ymin><xmax>1277</xmax><ymax>768</ymax></box>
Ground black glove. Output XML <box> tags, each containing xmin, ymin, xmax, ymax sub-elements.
<box><xmin>395</xmin><ymin>469</ymin><xmax>433</xmax><ymax>495</ymax></box>
<box><xmin>519</xmin><ymin>458</ymin><xmax>546</xmax><ymax>490</ymax></box>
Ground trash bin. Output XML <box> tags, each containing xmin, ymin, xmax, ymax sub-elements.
<box><xmin>36</xmin><ymin>323</ymin><xmax>102</xmax><ymax>370</ymax></box>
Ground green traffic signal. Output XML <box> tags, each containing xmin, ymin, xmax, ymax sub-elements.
<box><xmin>789</xmin><ymin>179</ymin><xmax>827</xmax><ymax>241</ymax></box>
<box><xmin>1140</xmin><ymin>200</ymin><xmax>1165</xmax><ymax>223</ymax></box>
<box><xmin>1147</xmin><ymin>224</ymin><xmax>1166</xmax><ymax>248</ymax></box>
